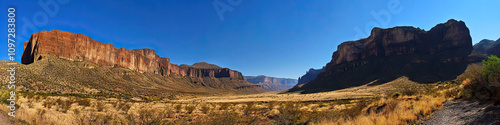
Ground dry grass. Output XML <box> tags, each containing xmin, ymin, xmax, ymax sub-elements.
<box><xmin>314</xmin><ymin>95</ymin><xmax>446</xmax><ymax>125</ymax></box>
<box><xmin>0</xmin><ymin>76</ymin><xmax>453</xmax><ymax>124</ymax></box>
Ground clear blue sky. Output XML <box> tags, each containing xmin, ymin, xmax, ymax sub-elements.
<box><xmin>2</xmin><ymin>0</ymin><xmax>500</xmax><ymax>79</ymax></box>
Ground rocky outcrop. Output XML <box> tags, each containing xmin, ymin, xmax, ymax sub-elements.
<box><xmin>293</xmin><ymin>19</ymin><xmax>483</xmax><ymax>93</ymax></box>
<box><xmin>330</xmin><ymin>19</ymin><xmax>473</xmax><ymax>65</ymax></box>
<box><xmin>474</xmin><ymin>38</ymin><xmax>500</xmax><ymax>56</ymax></box>
<box><xmin>244</xmin><ymin>75</ymin><xmax>297</xmax><ymax>91</ymax></box>
<box><xmin>21</xmin><ymin>30</ymin><xmax>244</xmax><ymax>79</ymax></box>
<box><xmin>297</xmin><ymin>67</ymin><xmax>325</xmax><ymax>85</ymax></box>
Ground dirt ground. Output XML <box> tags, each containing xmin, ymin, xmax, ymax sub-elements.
<box><xmin>423</xmin><ymin>99</ymin><xmax>500</xmax><ymax>125</ymax></box>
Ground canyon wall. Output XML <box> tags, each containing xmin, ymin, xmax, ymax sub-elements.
<box><xmin>293</xmin><ymin>19</ymin><xmax>483</xmax><ymax>93</ymax></box>
<box><xmin>21</xmin><ymin>30</ymin><xmax>244</xmax><ymax>79</ymax></box>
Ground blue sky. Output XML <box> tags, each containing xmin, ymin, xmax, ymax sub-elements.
<box><xmin>2</xmin><ymin>0</ymin><xmax>500</xmax><ymax>79</ymax></box>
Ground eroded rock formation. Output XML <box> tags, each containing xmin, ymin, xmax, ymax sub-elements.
<box><xmin>21</xmin><ymin>30</ymin><xmax>244</xmax><ymax>79</ymax></box>
<box><xmin>293</xmin><ymin>19</ymin><xmax>483</xmax><ymax>93</ymax></box>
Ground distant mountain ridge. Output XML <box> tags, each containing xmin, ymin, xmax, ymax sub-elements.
<box><xmin>244</xmin><ymin>75</ymin><xmax>297</xmax><ymax>91</ymax></box>
<box><xmin>292</xmin><ymin>19</ymin><xmax>484</xmax><ymax>93</ymax></box>
<box><xmin>297</xmin><ymin>67</ymin><xmax>325</xmax><ymax>85</ymax></box>
<box><xmin>474</xmin><ymin>38</ymin><xmax>500</xmax><ymax>56</ymax></box>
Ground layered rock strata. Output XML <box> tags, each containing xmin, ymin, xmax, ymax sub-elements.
<box><xmin>21</xmin><ymin>30</ymin><xmax>244</xmax><ymax>79</ymax></box>
<box><xmin>294</xmin><ymin>19</ymin><xmax>483</xmax><ymax>93</ymax></box>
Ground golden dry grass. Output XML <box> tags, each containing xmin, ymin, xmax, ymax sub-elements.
<box><xmin>0</xmin><ymin>76</ymin><xmax>454</xmax><ymax>124</ymax></box>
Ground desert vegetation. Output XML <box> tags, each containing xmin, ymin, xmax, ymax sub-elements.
<box><xmin>2</xmin><ymin>56</ymin><xmax>498</xmax><ymax>124</ymax></box>
<box><xmin>457</xmin><ymin>55</ymin><xmax>500</xmax><ymax>100</ymax></box>
<box><xmin>0</xmin><ymin>79</ymin><xmax>457</xmax><ymax>125</ymax></box>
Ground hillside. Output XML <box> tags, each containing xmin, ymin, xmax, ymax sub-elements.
<box><xmin>11</xmin><ymin>30</ymin><xmax>266</xmax><ymax>98</ymax></box>
<box><xmin>1</xmin><ymin>55</ymin><xmax>264</xmax><ymax>99</ymax></box>
<box><xmin>474</xmin><ymin>38</ymin><xmax>500</xmax><ymax>56</ymax></box>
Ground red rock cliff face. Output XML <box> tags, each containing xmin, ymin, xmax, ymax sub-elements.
<box><xmin>21</xmin><ymin>30</ymin><xmax>244</xmax><ymax>79</ymax></box>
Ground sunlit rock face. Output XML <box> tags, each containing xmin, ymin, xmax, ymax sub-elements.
<box><xmin>21</xmin><ymin>30</ymin><xmax>243</xmax><ymax>79</ymax></box>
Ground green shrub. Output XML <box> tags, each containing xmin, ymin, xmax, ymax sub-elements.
<box><xmin>483</xmin><ymin>55</ymin><xmax>500</xmax><ymax>82</ymax></box>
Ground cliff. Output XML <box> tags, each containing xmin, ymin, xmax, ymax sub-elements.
<box><xmin>293</xmin><ymin>19</ymin><xmax>483</xmax><ymax>93</ymax></box>
<box><xmin>474</xmin><ymin>38</ymin><xmax>500</xmax><ymax>56</ymax></box>
<box><xmin>21</xmin><ymin>30</ymin><xmax>244</xmax><ymax>79</ymax></box>
<box><xmin>244</xmin><ymin>75</ymin><xmax>297</xmax><ymax>91</ymax></box>
<box><xmin>297</xmin><ymin>67</ymin><xmax>325</xmax><ymax>85</ymax></box>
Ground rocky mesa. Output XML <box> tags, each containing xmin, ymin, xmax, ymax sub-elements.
<box><xmin>21</xmin><ymin>30</ymin><xmax>244</xmax><ymax>79</ymax></box>
<box><xmin>293</xmin><ymin>19</ymin><xmax>484</xmax><ymax>93</ymax></box>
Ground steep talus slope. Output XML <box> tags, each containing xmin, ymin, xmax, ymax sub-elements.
<box><xmin>244</xmin><ymin>75</ymin><xmax>297</xmax><ymax>91</ymax></box>
<box><xmin>292</xmin><ymin>19</ymin><xmax>484</xmax><ymax>93</ymax></box>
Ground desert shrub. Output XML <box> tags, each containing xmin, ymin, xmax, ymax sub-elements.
<box><xmin>185</xmin><ymin>105</ymin><xmax>196</xmax><ymax>114</ymax></box>
<box><xmin>336</xmin><ymin>99</ymin><xmax>352</xmax><ymax>105</ymax></box>
<box><xmin>57</xmin><ymin>99</ymin><xmax>73</xmax><ymax>113</ymax></box>
<box><xmin>275</xmin><ymin>102</ymin><xmax>309</xmax><ymax>124</ymax></box>
<box><xmin>174</xmin><ymin>104</ymin><xmax>182</xmax><ymax>113</ymax></box>
<box><xmin>458</xmin><ymin>56</ymin><xmax>500</xmax><ymax>100</ymax></box>
<box><xmin>219</xmin><ymin>103</ymin><xmax>230</xmax><ymax>110</ymax></box>
<box><xmin>43</xmin><ymin>99</ymin><xmax>56</xmax><ymax>108</ymax></box>
<box><xmin>267</xmin><ymin>101</ymin><xmax>276</xmax><ymax>110</ymax></box>
<box><xmin>0</xmin><ymin>89</ymin><xmax>11</xmax><ymax>104</ymax></box>
<box><xmin>118</xmin><ymin>102</ymin><xmax>131</xmax><ymax>111</ymax></box>
<box><xmin>137</xmin><ymin>108</ymin><xmax>170</xmax><ymax>124</ymax></box>
<box><xmin>444</xmin><ymin>89</ymin><xmax>459</xmax><ymax>98</ymax></box>
<box><xmin>341</xmin><ymin>98</ymin><xmax>370</xmax><ymax>118</ymax></box>
<box><xmin>204</xmin><ymin>111</ymin><xmax>239</xmax><ymax>124</ymax></box>
<box><xmin>76</xmin><ymin>98</ymin><xmax>91</xmax><ymax>107</ymax></box>
<box><xmin>75</xmin><ymin>110</ymin><xmax>111</xmax><ymax>125</ymax></box>
<box><xmin>401</xmin><ymin>87</ymin><xmax>418</xmax><ymax>96</ymax></box>
<box><xmin>243</xmin><ymin>102</ymin><xmax>256</xmax><ymax>115</ymax></box>
<box><xmin>95</xmin><ymin>101</ymin><xmax>106</xmax><ymax>112</ymax></box>
<box><xmin>483</xmin><ymin>55</ymin><xmax>500</xmax><ymax>82</ymax></box>
<box><xmin>200</xmin><ymin>104</ymin><xmax>211</xmax><ymax>114</ymax></box>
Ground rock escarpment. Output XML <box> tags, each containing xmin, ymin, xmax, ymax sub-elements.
<box><xmin>474</xmin><ymin>38</ymin><xmax>500</xmax><ymax>56</ymax></box>
<box><xmin>244</xmin><ymin>75</ymin><xmax>297</xmax><ymax>91</ymax></box>
<box><xmin>293</xmin><ymin>19</ymin><xmax>483</xmax><ymax>93</ymax></box>
<box><xmin>297</xmin><ymin>67</ymin><xmax>325</xmax><ymax>85</ymax></box>
<box><xmin>21</xmin><ymin>30</ymin><xmax>244</xmax><ymax>79</ymax></box>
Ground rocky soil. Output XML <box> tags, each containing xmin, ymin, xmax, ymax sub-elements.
<box><xmin>423</xmin><ymin>99</ymin><xmax>500</xmax><ymax>125</ymax></box>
